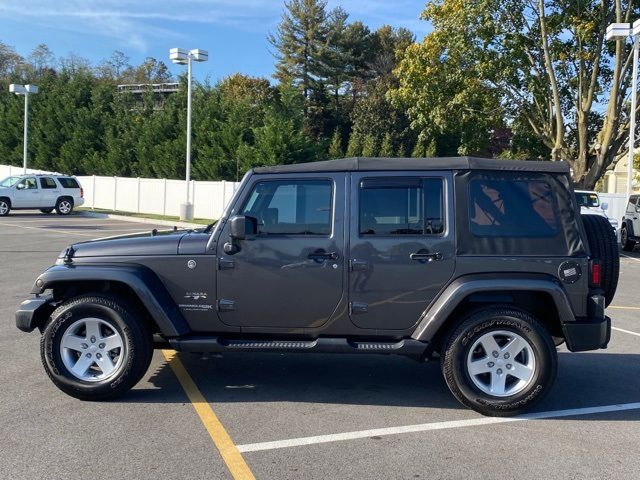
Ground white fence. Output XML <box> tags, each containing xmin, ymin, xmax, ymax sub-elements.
<box><xmin>598</xmin><ymin>193</ymin><xmax>627</xmax><ymax>226</ymax></box>
<box><xmin>0</xmin><ymin>165</ymin><xmax>240</xmax><ymax>220</ymax></box>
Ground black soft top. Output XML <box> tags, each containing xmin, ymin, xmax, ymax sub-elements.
<box><xmin>252</xmin><ymin>157</ymin><xmax>570</xmax><ymax>174</ymax></box>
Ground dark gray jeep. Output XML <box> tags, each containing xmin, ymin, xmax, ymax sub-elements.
<box><xmin>16</xmin><ymin>157</ymin><xmax>619</xmax><ymax>416</ymax></box>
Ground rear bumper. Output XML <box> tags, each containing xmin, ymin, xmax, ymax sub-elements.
<box><xmin>563</xmin><ymin>293</ymin><xmax>610</xmax><ymax>352</ymax></box>
<box><xmin>75</xmin><ymin>198</ymin><xmax>85</xmax><ymax>207</ymax></box>
<box><xmin>15</xmin><ymin>296</ymin><xmax>54</xmax><ymax>333</ymax></box>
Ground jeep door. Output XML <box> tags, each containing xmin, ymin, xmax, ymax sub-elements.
<box><xmin>12</xmin><ymin>177</ymin><xmax>41</xmax><ymax>208</ymax></box>
<box><xmin>348</xmin><ymin>172</ymin><xmax>455</xmax><ymax>330</ymax></box>
<box><xmin>216</xmin><ymin>173</ymin><xmax>345</xmax><ymax>329</ymax></box>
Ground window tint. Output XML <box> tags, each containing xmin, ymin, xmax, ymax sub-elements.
<box><xmin>58</xmin><ymin>177</ymin><xmax>80</xmax><ymax>189</ymax></box>
<box><xmin>241</xmin><ymin>180</ymin><xmax>332</xmax><ymax>235</ymax></box>
<box><xmin>40</xmin><ymin>177</ymin><xmax>57</xmax><ymax>189</ymax></box>
<box><xmin>469</xmin><ymin>178</ymin><xmax>558</xmax><ymax>237</ymax></box>
<box><xmin>359</xmin><ymin>178</ymin><xmax>444</xmax><ymax>235</ymax></box>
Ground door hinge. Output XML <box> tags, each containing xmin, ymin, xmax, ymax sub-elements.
<box><xmin>217</xmin><ymin>299</ymin><xmax>235</xmax><ymax>312</ymax></box>
<box><xmin>218</xmin><ymin>258</ymin><xmax>235</xmax><ymax>270</ymax></box>
<box><xmin>349</xmin><ymin>302</ymin><xmax>368</xmax><ymax>315</ymax></box>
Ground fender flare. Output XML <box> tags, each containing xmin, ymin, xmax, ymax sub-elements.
<box><xmin>31</xmin><ymin>264</ymin><xmax>190</xmax><ymax>337</ymax></box>
<box><xmin>411</xmin><ymin>274</ymin><xmax>576</xmax><ymax>342</ymax></box>
<box><xmin>622</xmin><ymin>218</ymin><xmax>635</xmax><ymax>237</ymax></box>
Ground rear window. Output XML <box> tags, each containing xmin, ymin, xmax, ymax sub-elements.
<box><xmin>575</xmin><ymin>191</ymin><xmax>599</xmax><ymax>207</ymax></box>
<box><xmin>58</xmin><ymin>177</ymin><xmax>80</xmax><ymax>189</ymax></box>
<box><xmin>469</xmin><ymin>178</ymin><xmax>558</xmax><ymax>237</ymax></box>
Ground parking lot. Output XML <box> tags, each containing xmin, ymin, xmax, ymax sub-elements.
<box><xmin>1</xmin><ymin>213</ymin><xmax>639</xmax><ymax>480</ymax></box>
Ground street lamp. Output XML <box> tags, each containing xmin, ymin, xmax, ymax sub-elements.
<box><xmin>606</xmin><ymin>20</ymin><xmax>640</xmax><ymax>199</ymax></box>
<box><xmin>169</xmin><ymin>48</ymin><xmax>208</xmax><ymax>221</ymax></box>
<box><xmin>9</xmin><ymin>83</ymin><xmax>38</xmax><ymax>174</ymax></box>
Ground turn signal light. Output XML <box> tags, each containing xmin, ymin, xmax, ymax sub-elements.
<box><xmin>590</xmin><ymin>261</ymin><xmax>601</xmax><ymax>287</ymax></box>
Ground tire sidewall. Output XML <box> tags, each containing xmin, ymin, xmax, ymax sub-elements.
<box><xmin>42</xmin><ymin>298</ymin><xmax>139</xmax><ymax>397</ymax></box>
<box><xmin>444</xmin><ymin>309</ymin><xmax>556</xmax><ymax>415</ymax></box>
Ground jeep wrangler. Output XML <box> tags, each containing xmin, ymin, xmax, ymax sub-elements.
<box><xmin>16</xmin><ymin>157</ymin><xmax>619</xmax><ymax>416</ymax></box>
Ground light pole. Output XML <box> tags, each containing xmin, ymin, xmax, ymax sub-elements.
<box><xmin>169</xmin><ymin>48</ymin><xmax>208</xmax><ymax>221</ymax></box>
<box><xmin>606</xmin><ymin>20</ymin><xmax>640</xmax><ymax>199</ymax></box>
<box><xmin>9</xmin><ymin>84</ymin><xmax>39</xmax><ymax>174</ymax></box>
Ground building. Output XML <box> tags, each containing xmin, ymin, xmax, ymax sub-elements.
<box><xmin>602</xmin><ymin>149</ymin><xmax>639</xmax><ymax>194</ymax></box>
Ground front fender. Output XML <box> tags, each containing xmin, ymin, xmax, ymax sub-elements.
<box><xmin>31</xmin><ymin>264</ymin><xmax>190</xmax><ymax>337</ymax></box>
<box><xmin>411</xmin><ymin>274</ymin><xmax>576</xmax><ymax>342</ymax></box>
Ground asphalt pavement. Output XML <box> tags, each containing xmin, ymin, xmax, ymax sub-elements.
<box><xmin>1</xmin><ymin>212</ymin><xmax>639</xmax><ymax>480</ymax></box>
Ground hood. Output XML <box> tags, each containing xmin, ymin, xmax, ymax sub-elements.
<box><xmin>69</xmin><ymin>229</ymin><xmax>188</xmax><ymax>258</ymax></box>
<box><xmin>580</xmin><ymin>206</ymin><xmax>607</xmax><ymax>217</ymax></box>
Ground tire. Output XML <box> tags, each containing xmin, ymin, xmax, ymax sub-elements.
<box><xmin>0</xmin><ymin>198</ymin><xmax>10</xmax><ymax>216</ymax></box>
<box><xmin>441</xmin><ymin>307</ymin><xmax>557</xmax><ymax>417</ymax></box>
<box><xmin>39</xmin><ymin>208</ymin><xmax>54</xmax><ymax>214</ymax></box>
<box><xmin>621</xmin><ymin>224</ymin><xmax>635</xmax><ymax>252</ymax></box>
<box><xmin>581</xmin><ymin>214</ymin><xmax>619</xmax><ymax>306</ymax></box>
<box><xmin>40</xmin><ymin>295</ymin><xmax>153</xmax><ymax>400</ymax></box>
<box><xmin>55</xmin><ymin>197</ymin><xmax>74</xmax><ymax>215</ymax></box>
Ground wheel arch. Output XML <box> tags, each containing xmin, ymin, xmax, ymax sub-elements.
<box><xmin>31</xmin><ymin>264</ymin><xmax>190</xmax><ymax>337</ymax></box>
<box><xmin>411</xmin><ymin>274</ymin><xmax>574</xmax><ymax>348</ymax></box>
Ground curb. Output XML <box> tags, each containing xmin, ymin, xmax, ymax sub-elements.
<box><xmin>79</xmin><ymin>211</ymin><xmax>205</xmax><ymax>229</ymax></box>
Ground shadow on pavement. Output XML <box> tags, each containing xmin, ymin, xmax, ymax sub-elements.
<box><xmin>119</xmin><ymin>350</ymin><xmax>640</xmax><ymax>420</ymax></box>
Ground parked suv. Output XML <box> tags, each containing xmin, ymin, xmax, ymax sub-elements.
<box><xmin>621</xmin><ymin>194</ymin><xmax>639</xmax><ymax>251</ymax></box>
<box><xmin>0</xmin><ymin>174</ymin><xmax>84</xmax><ymax>216</ymax></box>
<box><xmin>574</xmin><ymin>190</ymin><xmax>618</xmax><ymax>232</ymax></box>
<box><xmin>16</xmin><ymin>157</ymin><xmax>618</xmax><ymax>416</ymax></box>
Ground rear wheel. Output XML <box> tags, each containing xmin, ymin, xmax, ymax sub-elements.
<box><xmin>0</xmin><ymin>198</ymin><xmax>10</xmax><ymax>216</ymax></box>
<box><xmin>442</xmin><ymin>307</ymin><xmax>557</xmax><ymax>417</ymax></box>
<box><xmin>581</xmin><ymin>214</ymin><xmax>620</xmax><ymax>306</ymax></box>
<box><xmin>39</xmin><ymin>208</ymin><xmax>54</xmax><ymax>214</ymax></box>
<box><xmin>55</xmin><ymin>197</ymin><xmax>73</xmax><ymax>215</ymax></box>
<box><xmin>41</xmin><ymin>295</ymin><xmax>153</xmax><ymax>400</ymax></box>
<box><xmin>621</xmin><ymin>225</ymin><xmax>636</xmax><ymax>252</ymax></box>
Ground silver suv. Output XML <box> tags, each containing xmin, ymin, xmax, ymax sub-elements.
<box><xmin>0</xmin><ymin>174</ymin><xmax>84</xmax><ymax>216</ymax></box>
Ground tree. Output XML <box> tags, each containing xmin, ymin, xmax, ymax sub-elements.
<box><xmin>328</xmin><ymin>128</ymin><xmax>344</xmax><ymax>158</ymax></box>
<box><xmin>346</xmin><ymin>130</ymin><xmax>363</xmax><ymax>157</ymax></box>
<box><xmin>0</xmin><ymin>41</ymin><xmax>24</xmax><ymax>78</ymax></box>
<box><xmin>28</xmin><ymin>44</ymin><xmax>54</xmax><ymax>74</ymax></box>
<box><xmin>393</xmin><ymin>0</ymin><xmax>640</xmax><ymax>188</ymax></box>
<box><xmin>379</xmin><ymin>133</ymin><xmax>394</xmax><ymax>157</ymax></box>
<box><xmin>269</xmin><ymin>0</ymin><xmax>329</xmax><ymax>118</ymax></box>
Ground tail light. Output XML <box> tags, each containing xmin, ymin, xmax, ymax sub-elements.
<box><xmin>80</xmin><ymin>187</ymin><xmax>84</xmax><ymax>198</ymax></box>
<box><xmin>590</xmin><ymin>260</ymin><xmax>601</xmax><ymax>287</ymax></box>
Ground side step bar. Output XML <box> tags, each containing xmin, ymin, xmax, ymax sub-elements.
<box><xmin>167</xmin><ymin>336</ymin><xmax>429</xmax><ymax>357</ymax></box>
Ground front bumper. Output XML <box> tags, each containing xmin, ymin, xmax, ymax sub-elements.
<box><xmin>15</xmin><ymin>295</ymin><xmax>54</xmax><ymax>332</ymax></box>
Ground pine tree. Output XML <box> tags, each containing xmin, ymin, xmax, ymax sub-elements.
<box><xmin>361</xmin><ymin>134</ymin><xmax>378</xmax><ymax>157</ymax></box>
<box><xmin>268</xmin><ymin>0</ymin><xmax>329</xmax><ymax>119</ymax></box>
<box><xmin>346</xmin><ymin>131</ymin><xmax>363</xmax><ymax>157</ymax></box>
<box><xmin>328</xmin><ymin>129</ymin><xmax>344</xmax><ymax>158</ymax></box>
<box><xmin>379</xmin><ymin>133</ymin><xmax>394</xmax><ymax>157</ymax></box>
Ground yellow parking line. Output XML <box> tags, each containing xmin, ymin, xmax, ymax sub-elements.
<box><xmin>608</xmin><ymin>306</ymin><xmax>640</xmax><ymax>311</ymax></box>
<box><xmin>161</xmin><ymin>350</ymin><xmax>256</xmax><ymax>480</ymax></box>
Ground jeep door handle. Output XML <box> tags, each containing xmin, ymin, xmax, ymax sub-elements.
<box><xmin>410</xmin><ymin>252</ymin><xmax>443</xmax><ymax>262</ymax></box>
<box><xmin>308</xmin><ymin>251</ymin><xmax>338</xmax><ymax>261</ymax></box>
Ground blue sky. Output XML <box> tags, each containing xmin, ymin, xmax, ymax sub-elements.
<box><xmin>0</xmin><ymin>0</ymin><xmax>431</xmax><ymax>82</ymax></box>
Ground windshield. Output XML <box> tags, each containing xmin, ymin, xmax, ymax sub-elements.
<box><xmin>0</xmin><ymin>176</ymin><xmax>21</xmax><ymax>188</ymax></box>
<box><xmin>575</xmin><ymin>192</ymin><xmax>600</xmax><ymax>208</ymax></box>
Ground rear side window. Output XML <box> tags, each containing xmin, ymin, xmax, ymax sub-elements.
<box><xmin>241</xmin><ymin>180</ymin><xmax>332</xmax><ymax>235</ymax></box>
<box><xmin>469</xmin><ymin>178</ymin><xmax>558</xmax><ymax>237</ymax></box>
<box><xmin>40</xmin><ymin>177</ymin><xmax>57</xmax><ymax>189</ymax></box>
<box><xmin>359</xmin><ymin>177</ymin><xmax>444</xmax><ymax>235</ymax></box>
<box><xmin>58</xmin><ymin>177</ymin><xmax>80</xmax><ymax>189</ymax></box>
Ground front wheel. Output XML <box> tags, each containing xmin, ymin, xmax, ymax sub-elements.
<box><xmin>442</xmin><ymin>307</ymin><xmax>557</xmax><ymax>416</ymax></box>
<box><xmin>40</xmin><ymin>295</ymin><xmax>153</xmax><ymax>400</ymax></box>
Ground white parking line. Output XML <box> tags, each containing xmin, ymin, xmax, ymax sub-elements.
<box><xmin>236</xmin><ymin>402</ymin><xmax>640</xmax><ymax>453</ymax></box>
<box><xmin>0</xmin><ymin>221</ymin><xmax>150</xmax><ymax>238</ymax></box>
<box><xmin>612</xmin><ymin>326</ymin><xmax>640</xmax><ymax>337</ymax></box>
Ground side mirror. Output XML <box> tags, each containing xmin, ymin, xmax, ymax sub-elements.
<box><xmin>16</xmin><ymin>183</ymin><xmax>25</xmax><ymax>190</ymax></box>
<box><xmin>229</xmin><ymin>215</ymin><xmax>257</xmax><ymax>240</ymax></box>
<box><xmin>600</xmin><ymin>202</ymin><xmax>608</xmax><ymax>211</ymax></box>
<box><xmin>224</xmin><ymin>215</ymin><xmax>257</xmax><ymax>255</ymax></box>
